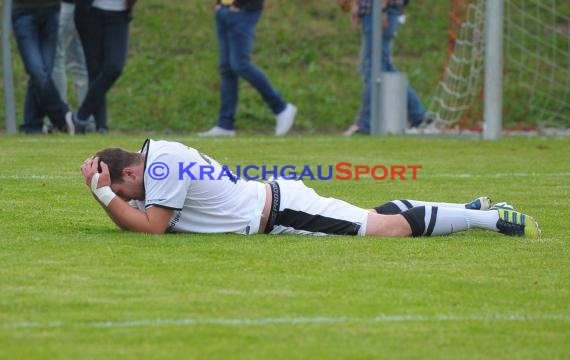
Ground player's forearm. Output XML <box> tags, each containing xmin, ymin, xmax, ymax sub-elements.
<box><xmin>104</xmin><ymin>198</ymin><xmax>166</xmax><ymax>234</ymax></box>
<box><xmin>83</xmin><ymin>161</ymin><xmax>171</xmax><ymax>234</ymax></box>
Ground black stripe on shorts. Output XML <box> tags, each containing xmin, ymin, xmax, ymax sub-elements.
<box><xmin>275</xmin><ymin>209</ymin><xmax>361</xmax><ymax>236</ymax></box>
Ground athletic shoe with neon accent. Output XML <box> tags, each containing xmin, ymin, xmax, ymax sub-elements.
<box><xmin>490</xmin><ymin>202</ymin><xmax>514</xmax><ymax>210</ymax></box>
<box><xmin>465</xmin><ymin>196</ymin><xmax>491</xmax><ymax>210</ymax></box>
<box><xmin>496</xmin><ymin>209</ymin><xmax>541</xmax><ymax>239</ymax></box>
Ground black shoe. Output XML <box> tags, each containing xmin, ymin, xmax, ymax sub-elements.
<box><xmin>495</xmin><ymin>208</ymin><xmax>541</xmax><ymax>239</ymax></box>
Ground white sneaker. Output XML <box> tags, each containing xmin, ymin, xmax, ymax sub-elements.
<box><xmin>342</xmin><ymin>123</ymin><xmax>360</xmax><ymax>137</ymax></box>
<box><xmin>275</xmin><ymin>103</ymin><xmax>297</xmax><ymax>136</ymax></box>
<box><xmin>42</xmin><ymin>122</ymin><xmax>54</xmax><ymax>134</ymax></box>
<box><xmin>197</xmin><ymin>126</ymin><xmax>236</xmax><ymax>137</ymax></box>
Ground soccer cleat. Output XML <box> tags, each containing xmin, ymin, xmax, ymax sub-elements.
<box><xmin>490</xmin><ymin>202</ymin><xmax>514</xmax><ymax>211</ymax></box>
<box><xmin>495</xmin><ymin>209</ymin><xmax>541</xmax><ymax>239</ymax></box>
<box><xmin>197</xmin><ymin>126</ymin><xmax>236</xmax><ymax>137</ymax></box>
<box><xmin>465</xmin><ymin>196</ymin><xmax>491</xmax><ymax>210</ymax></box>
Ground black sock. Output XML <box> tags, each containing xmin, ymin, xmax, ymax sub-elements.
<box><xmin>400</xmin><ymin>206</ymin><xmax>441</xmax><ymax>237</ymax></box>
<box><xmin>374</xmin><ymin>200</ymin><xmax>413</xmax><ymax>214</ymax></box>
<box><xmin>374</xmin><ymin>202</ymin><xmax>402</xmax><ymax>214</ymax></box>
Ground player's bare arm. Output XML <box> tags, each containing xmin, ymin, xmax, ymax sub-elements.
<box><xmin>81</xmin><ymin>157</ymin><xmax>173</xmax><ymax>234</ymax></box>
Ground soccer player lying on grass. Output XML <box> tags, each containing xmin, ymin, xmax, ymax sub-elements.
<box><xmin>80</xmin><ymin>139</ymin><xmax>541</xmax><ymax>239</ymax></box>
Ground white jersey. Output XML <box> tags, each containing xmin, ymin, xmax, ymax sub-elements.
<box><xmin>131</xmin><ymin>139</ymin><xmax>266</xmax><ymax>234</ymax></box>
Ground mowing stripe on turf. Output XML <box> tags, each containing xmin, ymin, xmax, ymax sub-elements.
<box><xmin>3</xmin><ymin>314</ymin><xmax>570</xmax><ymax>329</ymax></box>
<box><xmin>0</xmin><ymin>175</ymin><xmax>73</xmax><ymax>180</ymax></box>
<box><xmin>1</xmin><ymin>173</ymin><xmax>569</xmax><ymax>180</ymax></box>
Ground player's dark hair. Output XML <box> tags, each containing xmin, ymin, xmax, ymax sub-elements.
<box><xmin>95</xmin><ymin>148</ymin><xmax>141</xmax><ymax>184</ymax></box>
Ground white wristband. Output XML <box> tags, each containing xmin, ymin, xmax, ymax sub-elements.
<box><xmin>91</xmin><ymin>173</ymin><xmax>116</xmax><ymax>207</ymax></box>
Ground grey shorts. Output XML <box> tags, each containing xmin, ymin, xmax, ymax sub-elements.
<box><xmin>264</xmin><ymin>180</ymin><xmax>369</xmax><ymax>236</ymax></box>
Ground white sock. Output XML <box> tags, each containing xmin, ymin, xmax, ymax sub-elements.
<box><xmin>401</xmin><ymin>206</ymin><xmax>500</xmax><ymax>236</ymax></box>
<box><xmin>387</xmin><ymin>199</ymin><xmax>474</xmax><ymax>213</ymax></box>
<box><xmin>406</xmin><ymin>199</ymin><xmax>469</xmax><ymax>209</ymax></box>
<box><xmin>430</xmin><ymin>207</ymin><xmax>499</xmax><ymax>235</ymax></box>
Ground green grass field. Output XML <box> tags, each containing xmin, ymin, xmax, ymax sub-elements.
<box><xmin>0</xmin><ymin>134</ymin><xmax>569</xmax><ymax>359</ymax></box>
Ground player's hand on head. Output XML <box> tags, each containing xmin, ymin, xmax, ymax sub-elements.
<box><xmin>80</xmin><ymin>156</ymin><xmax>110</xmax><ymax>189</ymax></box>
<box><xmin>97</xmin><ymin>160</ymin><xmax>112</xmax><ymax>187</ymax></box>
<box><xmin>80</xmin><ymin>156</ymin><xmax>97</xmax><ymax>187</ymax></box>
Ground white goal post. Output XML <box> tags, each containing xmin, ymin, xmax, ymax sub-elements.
<box><xmin>483</xmin><ymin>0</ymin><xmax>503</xmax><ymax>139</ymax></box>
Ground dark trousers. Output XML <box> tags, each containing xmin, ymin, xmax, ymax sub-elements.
<box><xmin>75</xmin><ymin>7</ymin><xmax>130</xmax><ymax>130</ymax></box>
<box><xmin>215</xmin><ymin>6</ymin><xmax>286</xmax><ymax>130</ymax></box>
<box><xmin>12</xmin><ymin>6</ymin><xmax>69</xmax><ymax>133</ymax></box>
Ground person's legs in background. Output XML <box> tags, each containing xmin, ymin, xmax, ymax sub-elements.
<box><xmin>75</xmin><ymin>8</ymin><xmax>129</xmax><ymax>133</ymax></box>
<box><xmin>215</xmin><ymin>6</ymin><xmax>239</xmax><ymax>131</ymax></box>
<box><xmin>13</xmin><ymin>9</ymin><xmax>47</xmax><ymax>133</ymax></box>
<box><xmin>21</xmin><ymin>80</ymin><xmax>45</xmax><ymax>134</ymax></box>
<box><xmin>226</xmin><ymin>9</ymin><xmax>287</xmax><ymax>118</ymax></box>
<box><xmin>53</xmin><ymin>2</ymin><xmax>93</xmax><ymax>132</ymax></box>
<box><xmin>201</xmin><ymin>6</ymin><xmax>294</xmax><ymax>137</ymax></box>
<box><xmin>12</xmin><ymin>6</ymin><xmax>71</xmax><ymax>133</ymax></box>
<box><xmin>53</xmin><ymin>3</ymin><xmax>89</xmax><ymax>104</ymax></box>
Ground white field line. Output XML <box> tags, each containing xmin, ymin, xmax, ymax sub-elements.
<box><xmin>355</xmin><ymin>172</ymin><xmax>570</xmax><ymax>179</ymax></box>
<box><xmin>0</xmin><ymin>175</ymin><xmax>74</xmax><ymax>180</ymax></box>
<box><xmin>3</xmin><ymin>314</ymin><xmax>569</xmax><ymax>330</ymax></box>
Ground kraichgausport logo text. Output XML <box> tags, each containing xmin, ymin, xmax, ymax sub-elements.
<box><xmin>147</xmin><ymin>162</ymin><xmax>422</xmax><ymax>181</ymax></box>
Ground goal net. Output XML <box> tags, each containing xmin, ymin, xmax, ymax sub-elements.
<box><xmin>429</xmin><ymin>0</ymin><xmax>570</xmax><ymax>131</ymax></box>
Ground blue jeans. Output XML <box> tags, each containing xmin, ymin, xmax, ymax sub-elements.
<box><xmin>75</xmin><ymin>7</ymin><xmax>130</xmax><ymax>130</ymax></box>
<box><xmin>53</xmin><ymin>2</ymin><xmax>88</xmax><ymax>105</ymax></box>
<box><xmin>215</xmin><ymin>6</ymin><xmax>286</xmax><ymax>130</ymax></box>
<box><xmin>356</xmin><ymin>9</ymin><xmax>426</xmax><ymax>133</ymax></box>
<box><xmin>12</xmin><ymin>6</ymin><xmax>69</xmax><ymax>133</ymax></box>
